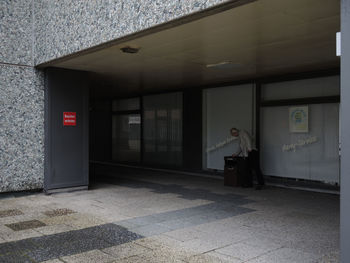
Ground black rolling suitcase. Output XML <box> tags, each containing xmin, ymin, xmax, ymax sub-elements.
<box><xmin>224</xmin><ymin>156</ymin><xmax>239</xmax><ymax>186</ymax></box>
<box><xmin>224</xmin><ymin>156</ymin><xmax>252</xmax><ymax>187</ymax></box>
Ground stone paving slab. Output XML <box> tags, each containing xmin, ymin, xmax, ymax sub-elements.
<box><xmin>203</xmin><ymin>251</ymin><xmax>243</xmax><ymax>263</ymax></box>
<box><xmin>0</xmin><ymin>209</ymin><xmax>24</xmax><ymax>218</ymax></box>
<box><xmin>43</xmin><ymin>208</ymin><xmax>76</xmax><ymax>217</ymax></box>
<box><xmin>0</xmin><ymin>238</ymin><xmax>38</xmax><ymax>255</ymax></box>
<box><xmin>245</xmin><ymin>247</ymin><xmax>322</xmax><ymax>263</ymax></box>
<box><xmin>0</xmin><ymin>251</ymin><xmax>34</xmax><ymax>263</ymax></box>
<box><xmin>216</xmin><ymin>242</ymin><xmax>278</xmax><ymax>261</ymax></box>
<box><xmin>41</xmin><ymin>259</ymin><xmax>65</xmax><ymax>263</ymax></box>
<box><xmin>0</xmin><ymin>171</ymin><xmax>340</xmax><ymax>262</ymax></box>
<box><xmin>0</xmin><ymin>223</ymin><xmax>143</xmax><ymax>262</ymax></box>
<box><xmin>35</xmin><ymin>224</ymin><xmax>75</xmax><ymax>235</ymax></box>
<box><xmin>185</xmin><ymin>252</ymin><xmax>238</xmax><ymax>263</ymax></box>
<box><xmin>27</xmin><ymin>238</ymin><xmax>111</xmax><ymax>262</ymax></box>
<box><xmin>116</xmin><ymin>201</ymin><xmax>255</xmax><ymax>236</ymax></box>
<box><xmin>102</xmin><ymin>241</ymin><xmax>151</xmax><ymax>259</ymax></box>
<box><xmin>0</xmin><ymin>212</ymin><xmax>39</xmax><ymax>224</ymax></box>
<box><xmin>60</xmin><ymin>249</ymin><xmax>116</xmax><ymax>263</ymax></box>
<box><xmin>0</xmin><ymin>229</ymin><xmax>43</xmax><ymax>242</ymax></box>
<box><xmin>164</xmin><ymin>228</ymin><xmax>203</xmax><ymax>242</ymax></box>
<box><xmin>5</xmin><ymin>220</ymin><xmax>46</xmax><ymax>231</ymax></box>
<box><xmin>131</xmin><ymin>223</ymin><xmax>172</xmax><ymax>237</ymax></box>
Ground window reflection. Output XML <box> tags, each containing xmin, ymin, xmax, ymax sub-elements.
<box><xmin>143</xmin><ymin>93</ymin><xmax>183</xmax><ymax>166</ymax></box>
<box><xmin>112</xmin><ymin>97</ymin><xmax>141</xmax><ymax>163</ymax></box>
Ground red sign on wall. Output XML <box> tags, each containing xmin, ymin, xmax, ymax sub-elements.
<box><xmin>63</xmin><ymin>112</ymin><xmax>76</xmax><ymax>126</ymax></box>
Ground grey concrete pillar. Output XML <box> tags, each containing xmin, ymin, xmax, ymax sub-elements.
<box><xmin>341</xmin><ymin>0</ymin><xmax>350</xmax><ymax>262</ymax></box>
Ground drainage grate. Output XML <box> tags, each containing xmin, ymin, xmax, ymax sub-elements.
<box><xmin>0</xmin><ymin>209</ymin><xmax>24</xmax><ymax>218</ymax></box>
<box><xmin>5</xmin><ymin>220</ymin><xmax>46</xmax><ymax>231</ymax></box>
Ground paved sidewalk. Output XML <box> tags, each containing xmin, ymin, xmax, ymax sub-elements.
<box><xmin>0</xmin><ymin>170</ymin><xmax>339</xmax><ymax>262</ymax></box>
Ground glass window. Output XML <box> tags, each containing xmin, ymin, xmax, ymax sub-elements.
<box><xmin>143</xmin><ymin>92</ymin><xmax>183</xmax><ymax>166</ymax></box>
<box><xmin>262</xmin><ymin>76</ymin><xmax>340</xmax><ymax>101</ymax></box>
<box><xmin>112</xmin><ymin>98</ymin><xmax>140</xmax><ymax>111</ymax></box>
<box><xmin>260</xmin><ymin>103</ymin><xmax>340</xmax><ymax>184</ymax></box>
<box><xmin>112</xmin><ymin>114</ymin><xmax>141</xmax><ymax>163</ymax></box>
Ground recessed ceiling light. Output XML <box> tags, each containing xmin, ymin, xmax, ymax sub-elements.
<box><xmin>206</xmin><ymin>61</ymin><xmax>241</xmax><ymax>69</ymax></box>
<box><xmin>120</xmin><ymin>46</ymin><xmax>140</xmax><ymax>54</ymax></box>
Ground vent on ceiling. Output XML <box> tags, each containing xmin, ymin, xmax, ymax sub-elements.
<box><xmin>120</xmin><ymin>46</ymin><xmax>140</xmax><ymax>54</ymax></box>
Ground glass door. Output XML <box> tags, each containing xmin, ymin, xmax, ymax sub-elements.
<box><xmin>112</xmin><ymin>98</ymin><xmax>141</xmax><ymax>163</ymax></box>
<box><xmin>143</xmin><ymin>92</ymin><xmax>183</xmax><ymax>166</ymax></box>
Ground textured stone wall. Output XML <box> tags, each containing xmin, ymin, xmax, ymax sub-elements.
<box><xmin>0</xmin><ymin>66</ymin><xmax>44</xmax><ymax>192</ymax></box>
<box><xmin>34</xmin><ymin>0</ymin><xmax>233</xmax><ymax>65</ymax></box>
<box><xmin>0</xmin><ymin>0</ymin><xmax>234</xmax><ymax>192</ymax></box>
<box><xmin>0</xmin><ymin>0</ymin><xmax>34</xmax><ymax>66</ymax></box>
<box><xmin>0</xmin><ymin>0</ymin><xmax>45</xmax><ymax>192</ymax></box>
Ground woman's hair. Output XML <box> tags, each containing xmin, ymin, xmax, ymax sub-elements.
<box><xmin>230</xmin><ymin>127</ymin><xmax>238</xmax><ymax>133</ymax></box>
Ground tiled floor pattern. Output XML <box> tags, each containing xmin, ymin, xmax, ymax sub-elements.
<box><xmin>108</xmin><ymin>177</ymin><xmax>256</xmax><ymax>238</ymax></box>
<box><xmin>101</xmin><ymin>176</ymin><xmax>253</xmax><ymax>203</ymax></box>
<box><xmin>6</xmin><ymin>220</ymin><xmax>46</xmax><ymax>231</ymax></box>
<box><xmin>0</xmin><ymin>209</ymin><xmax>24</xmax><ymax>218</ymax></box>
<box><xmin>0</xmin><ymin>223</ymin><xmax>142</xmax><ymax>262</ymax></box>
<box><xmin>43</xmin><ymin>209</ymin><xmax>76</xmax><ymax>218</ymax></box>
<box><xmin>0</xmin><ymin>170</ymin><xmax>340</xmax><ymax>262</ymax></box>
<box><xmin>117</xmin><ymin>202</ymin><xmax>254</xmax><ymax>237</ymax></box>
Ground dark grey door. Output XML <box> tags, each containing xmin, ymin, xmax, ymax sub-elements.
<box><xmin>44</xmin><ymin>68</ymin><xmax>89</xmax><ymax>192</ymax></box>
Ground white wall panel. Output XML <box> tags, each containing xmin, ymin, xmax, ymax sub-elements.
<box><xmin>203</xmin><ymin>84</ymin><xmax>254</xmax><ymax>170</ymax></box>
<box><xmin>261</xmin><ymin>103</ymin><xmax>340</xmax><ymax>184</ymax></box>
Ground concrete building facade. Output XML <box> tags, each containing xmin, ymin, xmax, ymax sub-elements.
<box><xmin>1</xmin><ymin>0</ymin><xmax>350</xmax><ymax>261</ymax></box>
<box><xmin>1</xmin><ymin>0</ymin><xmax>238</xmax><ymax>192</ymax></box>
<box><xmin>1</xmin><ymin>0</ymin><xmax>44</xmax><ymax>192</ymax></box>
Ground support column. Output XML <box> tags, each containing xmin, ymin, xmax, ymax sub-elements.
<box><xmin>341</xmin><ymin>0</ymin><xmax>350</xmax><ymax>262</ymax></box>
